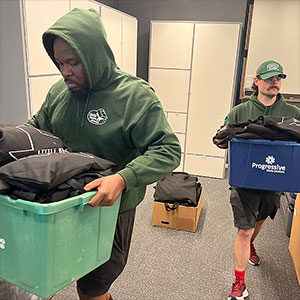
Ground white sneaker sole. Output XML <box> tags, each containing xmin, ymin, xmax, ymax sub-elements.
<box><xmin>228</xmin><ymin>288</ymin><xmax>249</xmax><ymax>300</ymax></box>
<box><xmin>248</xmin><ymin>259</ymin><xmax>261</xmax><ymax>266</ymax></box>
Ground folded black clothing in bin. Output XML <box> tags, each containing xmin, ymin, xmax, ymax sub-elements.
<box><xmin>213</xmin><ymin>116</ymin><xmax>300</xmax><ymax>146</ymax></box>
<box><xmin>0</xmin><ymin>124</ymin><xmax>70</xmax><ymax>167</ymax></box>
<box><xmin>0</xmin><ymin>152</ymin><xmax>115</xmax><ymax>203</ymax></box>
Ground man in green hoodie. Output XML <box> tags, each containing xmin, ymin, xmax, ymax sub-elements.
<box><xmin>214</xmin><ymin>60</ymin><xmax>300</xmax><ymax>300</ymax></box>
<box><xmin>26</xmin><ymin>8</ymin><xmax>181</xmax><ymax>300</ymax></box>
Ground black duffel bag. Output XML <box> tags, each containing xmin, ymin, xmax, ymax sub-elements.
<box><xmin>153</xmin><ymin>171</ymin><xmax>201</xmax><ymax>211</ymax></box>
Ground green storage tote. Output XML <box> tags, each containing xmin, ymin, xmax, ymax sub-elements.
<box><xmin>0</xmin><ymin>191</ymin><xmax>121</xmax><ymax>298</ymax></box>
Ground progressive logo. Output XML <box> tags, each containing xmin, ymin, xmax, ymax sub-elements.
<box><xmin>251</xmin><ymin>155</ymin><xmax>286</xmax><ymax>174</ymax></box>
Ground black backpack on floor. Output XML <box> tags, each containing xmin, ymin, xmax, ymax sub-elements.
<box><xmin>153</xmin><ymin>172</ymin><xmax>201</xmax><ymax>211</ymax></box>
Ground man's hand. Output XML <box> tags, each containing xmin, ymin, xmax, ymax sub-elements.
<box><xmin>84</xmin><ymin>174</ymin><xmax>126</xmax><ymax>207</ymax></box>
<box><xmin>213</xmin><ymin>126</ymin><xmax>229</xmax><ymax>149</ymax></box>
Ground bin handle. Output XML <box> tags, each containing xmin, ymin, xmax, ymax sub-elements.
<box><xmin>76</xmin><ymin>191</ymin><xmax>97</xmax><ymax>212</ymax></box>
<box><xmin>78</xmin><ymin>197</ymin><xmax>86</xmax><ymax>212</ymax></box>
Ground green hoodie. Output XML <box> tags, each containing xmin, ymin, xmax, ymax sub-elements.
<box><xmin>223</xmin><ymin>93</ymin><xmax>300</xmax><ymax>193</ymax></box>
<box><xmin>223</xmin><ymin>93</ymin><xmax>300</xmax><ymax>126</ymax></box>
<box><xmin>26</xmin><ymin>8</ymin><xmax>181</xmax><ymax>213</ymax></box>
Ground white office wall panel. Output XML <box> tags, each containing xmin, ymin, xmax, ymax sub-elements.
<box><xmin>23</xmin><ymin>0</ymin><xmax>70</xmax><ymax>76</ymax></box>
<box><xmin>100</xmin><ymin>6</ymin><xmax>122</xmax><ymax>68</ymax></box>
<box><xmin>186</xmin><ymin>23</ymin><xmax>240</xmax><ymax>159</ymax></box>
<box><xmin>168</xmin><ymin>113</ymin><xmax>186</xmax><ymax>133</ymax></box>
<box><xmin>185</xmin><ymin>154</ymin><xmax>225</xmax><ymax>179</ymax></box>
<box><xmin>246</xmin><ymin>0</ymin><xmax>300</xmax><ymax>94</ymax></box>
<box><xmin>29</xmin><ymin>75</ymin><xmax>62</xmax><ymax>116</ymax></box>
<box><xmin>150</xmin><ymin>22</ymin><xmax>194</xmax><ymax>69</ymax></box>
<box><xmin>174</xmin><ymin>154</ymin><xmax>185</xmax><ymax>172</ymax></box>
<box><xmin>70</xmin><ymin>0</ymin><xmax>100</xmax><ymax>10</ymax></box>
<box><xmin>122</xmin><ymin>15</ymin><xmax>137</xmax><ymax>75</ymax></box>
<box><xmin>175</xmin><ymin>133</ymin><xmax>185</xmax><ymax>151</ymax></box>
<box><xmin>149</xmin><ymin>69</ymin><xmax>190</xmax><ymax>112</ymax></box>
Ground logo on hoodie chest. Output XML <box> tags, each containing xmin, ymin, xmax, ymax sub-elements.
<box><xmin>87</xmin><ymin>108</ymin><xmax>108</xmax><ymax>125</ymax></box>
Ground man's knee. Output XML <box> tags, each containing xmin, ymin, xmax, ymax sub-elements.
<box><xmin>237</xmin><ymin>228</ymin><xmax>254</xmax><ymax>240</ymax></box>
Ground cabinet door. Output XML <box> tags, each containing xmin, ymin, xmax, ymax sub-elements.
<box><xmin>184</xmin><ymin>155</ymin><xmax>225</xmax><ymax>179</ymax></box>
<box><xmin>246</xmin><ymin>0</ymin><xmax>300</xmax><ymax>94</ymax></box>
<box><xmin>167</xmin><ymin>113</ymin><xmax>186</xmax><ymax>133</ymax></box>
<box><xmin>149</xmin><ymin>69</ymin><xmax>190</xmax><ymax>113</ymax></box>
<box><xmin>23</xmin><ymin>0</ymin><xmax>70</xmax><ymax>76</ymax></box>
<box><xmin>289</xmin><ymin>195</ymin><xmax>300</xmax><ymax>285</ymax></box>
<box><xmin>122</xmin><ymin>14</ymin><xmax>137</xmax><ymax>75</ymax></box>
<box><xmin>29</xmin><ymin>75</ymin><xmax>62</xmax><ymax>116</ymax></box>
<box><xmin>149</xmin><ymin>22</ymin><xmax>194</xmax><ymax>69</ymax></box>
<box><xmin>186</xmin><ymin>23</ymin><xmax>241</xmax><ymax>177</ymax></box>
<box><xmin>70</xmin><ymin>0</ymin><xmax>100</xmax><ymax>11</ymax></box>
<box><xmin>100</xmin><ymin>6</ymin><xmax>122</xmax><ymax>68</ymax></box>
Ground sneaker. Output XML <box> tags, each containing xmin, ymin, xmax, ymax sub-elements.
<box><xmin>249</xmin><ymin>242</ymin><xmax>260</xmax><ymax>266</ymax></box>
<box><xmin>228</xmin><ymin>278</ymin><xmax>249</xmax><ymax>300</ymax></box>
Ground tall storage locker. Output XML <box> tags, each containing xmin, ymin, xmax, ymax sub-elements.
<box><xmin>149</xmin><ymin>21</ymin><xmax>241</xmax><ymax>178</ymax></box>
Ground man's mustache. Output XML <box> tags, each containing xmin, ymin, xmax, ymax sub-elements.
<box><xmin>64</xmin><ymin>78</ymin><xmax>76</xmax><ymax>84</ymax></box>
<box><xmin>268</xmin><ymin>85</ymin><xmax>279</xmax><ymax>91</ymax></box>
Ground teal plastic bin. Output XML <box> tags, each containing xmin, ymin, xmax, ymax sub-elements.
<box><xmin>0</xmin><ymin>191</ymin><xmax>121</xmax><ymax>298</ymax></box>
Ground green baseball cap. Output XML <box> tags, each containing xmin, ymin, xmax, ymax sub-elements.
<box><xmin>256</xmin><ymin>60</ymin><xmax>287</xmax><ymax>80</ymax></box>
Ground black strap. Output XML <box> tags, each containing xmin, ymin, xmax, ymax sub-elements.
<box><xmin>171</xmin><ymin>171</ymin><xmax>189</xmax><ymax>179</ymax></box>
<box><xmin>165</xmin><ymin>202</ymin><xmax>179</xmax><ymax>211</ymax></box>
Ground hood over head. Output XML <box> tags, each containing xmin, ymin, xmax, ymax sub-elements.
<box><xmin>43</xmin><ymin>8</ymin><xmax>117</xmax><ymax>90</ymax></box>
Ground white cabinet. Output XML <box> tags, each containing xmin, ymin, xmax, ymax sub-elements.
<box><xmin>149</xmin><ymin>21</ymin><xmax>241</xmax><ymax>178</ymax></box>
<box><xmin>0</xmin><ymin>0</ymin><xmax>137</xmax><ymax>123</ymax></box>
<box><xmin>121</xmin><ymin>15</ymin><xmax>138</xmax><ymax>76</ymax></box>
<box><xmin>150</xmin><ymin>22</ymin><xmax>194</xmax><ymax>69</ymax></box>
<box><xmin>100</xmin><ymin>5</ymin><xmax>137</xmax><ymax>76</ymax></box>
<box><xmin>23</xmin><ymin>0</ymin><xmax>70</xmax><ymax>76</ymax></box>
<box><xmin>149</xmin><ymin>69</ymin><xmax>190</xmax><ymax>113</ymax></box>
<box><xmin>70</xmin><ymin>0</ymin><xmax>100</xmax><ymax>10</ymax></box>
<box><xmin>29</xmin><ymin>76</ymin><xmax>62</xmax><ymax>116</ymax></box>
<box><xmin>245</xmin><ymin>0</ymin><xmax>300</xmax><ymax>94</ymax></box>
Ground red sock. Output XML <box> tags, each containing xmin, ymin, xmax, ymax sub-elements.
<box><xmin>235</xmin><ymin>270</ymin><xmax>245</xmax><ymax>284</ymax></box>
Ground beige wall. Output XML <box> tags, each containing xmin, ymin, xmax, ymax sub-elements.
<box><xmin>245</xmin><ymin>0</ymin><xmax>300</xmax><ymax>95</ymax></box>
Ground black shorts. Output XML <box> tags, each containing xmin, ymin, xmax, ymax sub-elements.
<box><xmin>77</xmin><ymin>208</ymin><xmax>136</xmax><ymax>297</ymax></box>
<box><xmin>230</xmin><ymin>188</ymin><xmax>281</xmax><ymax>229</ymax></box>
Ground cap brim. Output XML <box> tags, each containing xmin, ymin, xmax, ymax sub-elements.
<box><xmin>260</xmin><ymin>71</ymin><xmax>287</xmax><ymax>80</ymax></box>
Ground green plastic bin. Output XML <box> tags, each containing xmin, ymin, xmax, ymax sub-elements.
<box><xmin>0</xmin><ymin>191</ymin><xmax>121</xmax><ymax>298</ymax></box>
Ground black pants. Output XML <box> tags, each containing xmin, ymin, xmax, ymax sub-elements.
<box><xmin>77</xmin><ymin>208</ymin><xmax>136</xmax><ymax>297</ymax></box>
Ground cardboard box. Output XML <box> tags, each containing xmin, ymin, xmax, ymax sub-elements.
<box><xmin>152</xmin><ymin>186</ymin><xmax>203</xmax><ymax>232</ymax></box>
<box><xmin>289</xmin><ymin>194</ymin><xmax>300</xmax><ymax>285</ymax></box>
<box><xmin>0</xmin><ymin>192</ymin><xmax>121</xmax><ymax>298</ymax></box>
<box><xmin>229</xmin><ymin>138</ymin><xmax>300</xmax><ymax>192</ymax></box>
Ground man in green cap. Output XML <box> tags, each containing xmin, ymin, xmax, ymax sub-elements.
<box><xmin>26</xmin><ymin>8</ymin><xmax>181</xmax><ymax>300</ymax></box>
<box><xmin>214</xmin><ymin>60</ymin><xmax>300</xmax><ymax>300</ymax></box>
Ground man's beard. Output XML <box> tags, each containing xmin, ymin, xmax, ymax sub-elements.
<box><xmin>70</xmin><ymin>86</ymin><xmax>89</xmax><ymax>99</ymax></box>
<box><xmin>65</xmin><ymin>78</ymin><xmax>89</xmax><ymax>99</ymax></box>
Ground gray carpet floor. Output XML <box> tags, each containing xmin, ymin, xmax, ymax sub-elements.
<box><xmin>1</xmin><ymin>176</ymin><xmax>300</xmax><ymax>300</ymax></box>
